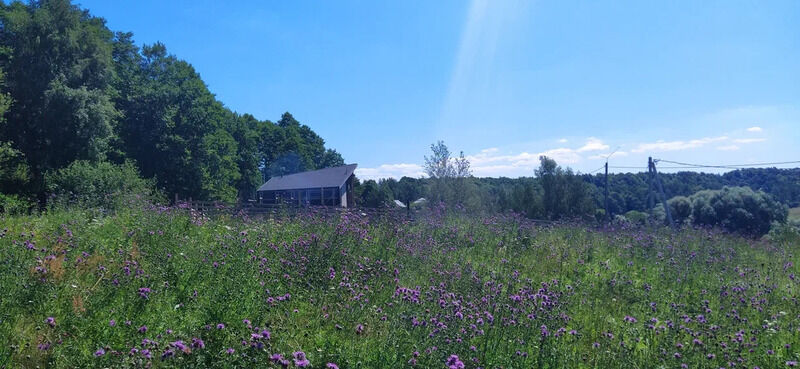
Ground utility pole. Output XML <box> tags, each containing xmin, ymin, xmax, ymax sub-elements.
<box><xmin>604</xmin><ymin>161</ymin><xmax>609</xmax><ymax>221</ymax></box>
<box><xmin>603</xmin><ymin>147</ymin><xmax>619</xmax><ymax>222</ymax></box>
<box><xmin>646</xmin><ymin>160</ymin><xmax>654</xmax><ymax>214</ymax></box>
<box><xmin>649</xmin><ymin>157</ymin><xmax>675</xmax><ymax>229</ymax></box>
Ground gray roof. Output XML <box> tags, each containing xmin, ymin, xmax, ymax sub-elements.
<box><xmin>257</xmin><ymin>164</ymin><xmax>357</xmax><ymax>192</ymax></box>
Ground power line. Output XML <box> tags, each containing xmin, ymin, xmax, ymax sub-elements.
<box><xmin>656</xmin><ymin>159</ymin><xmax>800</xmax><ymax>169</ymax></box>
<box><xmin>609</xmin><ymin>166</ymin><xmax>706</xmax><ymax>170</ymax></box>
<box><xmin>588</xmin><ymin>165</ymin><xmax>606</xmax><ymax>174</ymax></box>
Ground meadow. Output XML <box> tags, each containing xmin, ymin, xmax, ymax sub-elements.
<box><xmin>1</xmin><ymin>204</ymin><xmax>799</xmax><ymax>368</ymax></box>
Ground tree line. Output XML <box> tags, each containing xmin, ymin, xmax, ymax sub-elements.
<box><xmin>354</xmin><ymin>141</ymin><xmax>794</xmax><ymax>236</ymax></box>
<box><xmin>0</xmin><ymin>0</ymin><xmax>343</xmax><ymax>207</ymax></box>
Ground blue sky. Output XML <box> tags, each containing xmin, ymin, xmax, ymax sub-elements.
<box><xmin>80</xmin><ymin>0</ymin><xmax>800</xmax><ymax>179</ymax></box>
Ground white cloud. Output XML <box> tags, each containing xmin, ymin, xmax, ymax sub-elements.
<box><xmin>471</xmin><ymin>164</ymin><xmax>520</xmax><ymax>177</ymax></box>
<box><xmin>576</xmin><ymin>137</ymin><xmax>609</xmax><ymax>153</ymax></box>
<box><xmin>362</xmin><ymin>122</ymin><xmax>780</xmax><ymax>179</ymax></box>
<box><xmin>465</xmin><ymin>137</ymin><xmax>609</xmax><ymax>176</ymax></box>
<box><xmin>746</xmin><ymin>126</ymin><xmax>763</xmax><ymax>132</ymax></box>
<box><xmin>537</xmin><ymin>147</ymin><xmax>582</xmax><ymax>164</ymax></box>
<box><xmin>464</xmin><ymin>146</ymin><xmax>582</xmax><ymax>177</ymax></box>
<box><xmin>732</xmin><ymin>138</ymin><xmax>767</xmax><ymax>144</ymax></box>
<box><xmin>356</xmin><ymin>164</ymin><xmax>425</xmax><ymax>180</ymax></box>
<box><xmin>588</xmin><ymin>151</ymin><xmax>629</xmax><ymax>160</ymax></box>
<box><xmin>631</xmin><ymin>136</ymin><xmax>728</xmax><ymax>153</ymax></box>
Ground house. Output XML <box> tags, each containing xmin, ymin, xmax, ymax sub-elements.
<box><xmin>257</xmin><ymin>164</ymin><xmax>357</xmax><ymax>207</ymax></box>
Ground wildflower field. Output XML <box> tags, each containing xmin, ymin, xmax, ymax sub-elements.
<box><xmin>1</xmin><ymin>205</ymin><xmax>799</xmax><ymax>368</ymax></box>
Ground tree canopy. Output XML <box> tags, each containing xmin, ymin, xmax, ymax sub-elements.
<box><xmin>0</xmin><ymin>0</ymin><xmax>344</xmax><ymax>205</ymax></box>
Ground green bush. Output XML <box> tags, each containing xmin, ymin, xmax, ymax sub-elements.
<box><xmin>624</xmin><ymin>210</ymin><xmax>648</xmax><ymax>225</ymax></box>
<box><xmin>0</xmin><ymin>193</ymin><xmax>34</xmax><ymax>215</ymax></box>
<box><xmin>45</xmin><ymin>160</ymin><xmax>161</xmax><ymax>210</ymax></box>
<box><xmin>690</xmin><ymin>186</ymin><xmax>787</xmax><ymax>236</ymax></box>
<box><xmin>0</xmin><ymin>142</ymin><xmax>31</xmax><ymax>194</ymax></box>
<box><xmin>668</xmin><ymin>196</ymin><xmax>692</xmax><ymax>224</ymax></box>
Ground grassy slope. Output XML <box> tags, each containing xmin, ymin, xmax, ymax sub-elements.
<box><xmin>1</xmin><ymin>206</ymin><xmax>799</xmax><ymax>368</ymax></box>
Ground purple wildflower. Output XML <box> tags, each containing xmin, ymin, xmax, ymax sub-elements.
<box><xmin>293</xmin><ymin>351</ymin><xmax>310</xmax><ymax>367</ymax></box>
<box><xmin>446</xmin><ymin>354</ymin><xmax>465</xmax><ymax>369</ymax></box>
<box><xmin>138</xmin><ymin>287</ymin><xmax>151</xmax><ymax>299</ymax></box>
<box><xmin>191</xmin><ymin>337</ymin><xmax>205</xmax><ymax>349</ymax></box>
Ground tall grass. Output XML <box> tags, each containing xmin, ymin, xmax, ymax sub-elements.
<box><xmin>1</xmin><ymin>205</ymin><xmax>798</xmax><ymax>368</ymax></box>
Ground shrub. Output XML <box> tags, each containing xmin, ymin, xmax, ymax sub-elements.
<box><xmin>0</xmin><ymin>193</ymin><xmax>35</xmax><ymax>215</ymax></box>
<box><xmin>689</xmin><ymin>186</ymin><xmax>787</xmax><ymax>236</ymax></box>
<box><xmin>0</xmin><ymin>142</ymin><xmax>31</xmax><ymax>194</ymax></box>
<box><xmin>46</xmin><ymin>160</ymin><xmax>161</xmax><ymax>210</ymax></box>
<box><xmin>624</xmin><ymin>210</ymin><xmax>648</xmax><ymax>225</ymax></box>
<box><xmin>667</xmin><ymin>196</ymin><xmax>692</xmax><ymax>224</ymax></box>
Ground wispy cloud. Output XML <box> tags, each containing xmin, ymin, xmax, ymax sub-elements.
<box><xmin>588</xmin><ymin>151</ymin><xmax>628</xmax><ymax>160</ymax></box>
<box><xmin>631</xmin><ymin>136</ymin><xmax>729</xmax><ymax>153</ymax></box>
<box><xmin>360</xmin><ymin>121</ymin><xmax>781</xmax><ymax>179</ymax></box>
<box><xmin>746</xmin><ymin>126</ymin><xmax>763</xmax><ymax>132</ymax></box>
<box><xmin>576</xmin><ymin>137</ymin><xmax>609</xmax><ymax>153</ymax></box>
<box><xmin>732</xmin><ymin>138</ymin><xmax>767</xmax><ymax>144</ymax></box>
<box><xmin>356</xmin><ymin>164</ymin><xmax>425</xmax><ymax>181</ymax></box>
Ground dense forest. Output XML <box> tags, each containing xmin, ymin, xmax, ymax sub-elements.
<box><xmin>0</xmin><ymin>0</ymin><xmax>343</xmax><ymax>206</ymax></box>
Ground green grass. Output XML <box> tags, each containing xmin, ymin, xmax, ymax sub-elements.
<box><xmin>1</xmin><ymin>205</ymin><xmax>799</xmax><ymax>368</ymax></box>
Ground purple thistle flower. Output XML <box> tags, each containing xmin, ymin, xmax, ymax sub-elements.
<box><xmin>138</xmin><ymin>287</ymin><xmax>151</xmax><ymax>299</ymax></box>
<box><xmin>327</xmin><ymin>363</ymin><xmax>339</xmax><ymax>369</ymax></box>
<box><xmin>293</xmin><ymin>351</ymin><xmax>311</xmax><ymax>366</ymax></box>
<box><xmin>191</xmin><ymin>337</ymin><xmax>205</xmax><ymax>349</ymax></box>
<box><xmin>446</xmin><ymin>354</ymin><xmax>465</xmax><ymax>369</ymax></box>
<box><xmin>171</xmin><ymin>340</ymin><xmax>189</xmax><ymax>353</ymax></box>
<box><xmin>45</xmin><ymin>317</ymin><xmax>56</xmax><ymax>327</ymax></box>
<box><xmin>94</xmin><ymin>348</ymin><xmax>106</xmax><ymax>357</ymax></box>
